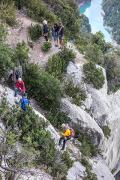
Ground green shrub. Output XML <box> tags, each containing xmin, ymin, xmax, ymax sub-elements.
<box><xmin>0</xmin><ymin>100</ymin><xmax>56</xmax><ymax>167</ymax></box>
<box><xmin>61</xmin><ymin>151</ymin><xmax>73</xmax><ymax>169</ymax></box>
<box><xmin>14</xmin><ymin>41</ymin><xmax>29</xmax><ymax>66</ymax></box>
<box><xmin>75</xmin><ymin>32</ymin><xmax>91</xmax><ymax>54</ymax></box>
<box><xmin>23</xmin><ymin>0</ymin><xmax>57</xmax><ymax>23</ymax></box>
<box><xmin>42</xmin><ymin>42</ymin><xmax>52</xmax><ymax>52</ymax></box>
<box><xmin>0</xmin><ymin>43</ymin><xmax>14</xmax><ymax>79</ymax></box>
<box><xmin>0</xmin><ymin>24</ymin><xmax>7</xmax><ymax>41</ymax></box>
<box><xmin>50</xmin><ymin>151</ymin><xmax>73</xmax><ymax>179</ymax></box>
<box><xmin>51</xmin><ymin>162</ymin><xmax>68</xmax><ymax>180</ymax></box>
<box><xmin>0</xmin><ymin>1</ymin><xmax>16</xmax><ymax>26</ymax></box>
<box><xmin>81</xmin><ymin>157</ymin><xmax>97</xmax><ymax>180</ymax></box>
<box><xmin>47</xmin><ymin>48</ymin><xmax>75</xmax><ymax>80</ymax></box>
<box><xmin>76</xmin><ymin>129</ymin><xmax>99</xmax><ymax>157</ymax></box>
<box><xmin>83</xmin><ymin>61</ymin><xmax>105</xmax><ymax>89</ymax></box>
<box><xmin>28</xmin><ymin>24</ymin><xmax>42</xmax><ymax>41</ymax></box>
<box><xmin>0</xmin><ymin>99</ymin><xmax>72</xmax><ymax>178</ymax></box>
<box><xmin>64</xmin><ymin>80</ymin><xmax>86</xmax><ymax>106</ymax></box>
<box><xmin>85</xmin><ymin>44</ymin><xmax>104</xmax><ymax>65</ymax></box>
<box><xmin>102</xmin><ymin>125</ymin><xmax>111</xmax><ymax>139</ymax></box>
<box><xmin>24</xmin><ymin>63</ymin><xmax>61</xmax><ymax>110</ymax></box>
<box><xmin>91</xmin><ymin>32</ymin><xmax>112</xmax><ymax>53</ymax></box>
<box><xmin>104</xmin><ymin>53</ymin><xmax>120</xmax><ymax>92</ymax></box>
<box><xmin>47</xmin><ymin>110</ymin><xmax>71</xmax><ymax>129</ymax></box>
<box><xmin>6</xmin><ymin>131</ymin><xmax>18</xmax><ymax>145</ymax></box>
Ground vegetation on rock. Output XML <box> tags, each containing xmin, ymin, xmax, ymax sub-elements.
<box><xmin>102</xmin><ymin>0</ymin><xmax>120</xmax><ymax>44</ymax></box>
<box><xmin>0</xmin><ymin>0</ymin><xmax>16</xmax><ymax>26</ymax></box>
<box><xmin>28</xmin><ymin>24</ymin><xmax>42</xmax><ymax>41</ymax></box>
<box><xmin>83</xmin><ymin>61</ymin><xmax>105</xmax><ymax>89</ymax></box>
<box><xmin>64</xmin><ymin>80</ymin><xmax>86</xmax><ymax>106</ymax></box>
<box><xmin>102</xmin><ymin>125</ymin><xmax>111</xmax><ymax>139</ymax></box>
<box><xmin>42</xmin><ymin>41</ymin><xmax>52</xmax><ymax>52</ymax></box>
<box><xmin>24</xmin><ymin>63</ymin><xmax>61</xmax><ymax>110</ymax></box>
<box><xmin>47</xmin><ymin>48</ymin><xmax>75</xmax><ymax>80</ymax></box>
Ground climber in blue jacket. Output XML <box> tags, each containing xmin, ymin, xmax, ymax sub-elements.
<box><xmin>20</xmin><ymin>93</ymin><xmax>30</xmax><ymax>111</ymax></box>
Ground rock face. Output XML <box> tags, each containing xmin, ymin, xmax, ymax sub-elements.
<box><xmin>67</xmin><ymin>161</ymin><xmax>86</xmax><ymax>180</ymax></box>
<box><xmin>0</xmin><ymin>81</ymin><xmax>115</xmax><ymax>179</ymax></box>
<box><xmin>16</xmin><ymin>169</ymin><xmax>53</xmax><ymax>180</ymax></box>
<box><xmin>61</xmin><ymin>98</ymin><xmax>104</xmax><ymax>145</ymax></box>
<box><xmin>92</xmin><ymin>157</ymin><xmax>115</xmax><ymax>180</ymax></box>
<box><xmin>66</xmin><ymin>61</ymin><xmax>120</xmax><ymax>174</ymax></box>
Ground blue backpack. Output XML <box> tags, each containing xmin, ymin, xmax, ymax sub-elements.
<box><xmin>21</xmin><ymin>97</ymin><xmax>30</xmax><ymax>111</ymax></box>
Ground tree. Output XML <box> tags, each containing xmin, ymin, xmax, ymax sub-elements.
<box><xmin>24</xmin><ymin>63</ymin><xmax>61</xmax><ymax>110</ymax></box>
<box><xmin>0</xmin><ymin>43</ymin><xmax>14</xmax><ymax>79</ymax></box>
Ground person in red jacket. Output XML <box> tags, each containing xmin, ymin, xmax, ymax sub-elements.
<box><xmin>14</xmin><ymin>78</ymin><xmax>26</xmax><ymax>97</ymax></box>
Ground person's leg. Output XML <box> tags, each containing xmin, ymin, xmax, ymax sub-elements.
<box><xmin>59</xmin><ymin>137</ymin><xmax>64</xmax><ymax>146</ymax></box>
<box><xmin>14</xmin><ymin>88</ymin><xmax>18</xmax><ymax>97</ymax></box>
<box><xmin>61</xmin><ymin>137</ymin><xmax>67</xmax><ymax>150</ymax></box>
<box><xmin>44</xmin><ymin>35</ymin><xmax>48</xmax><ymax>42</ymax></box>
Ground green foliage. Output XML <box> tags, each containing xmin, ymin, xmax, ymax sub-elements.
<box><xmin>47</xmin><ymin>48</ymin><xmax>75</xmax><ymax>80</ymax></box>
<box><xmin>14</xmin><ymin>41</ymin><xmax>29</xmax><ymax>66</ymax></box>
<box><xmin>81</xmin><ymin>157</ymin><xmax>97</xmax><ymax>180</ymax></box>
<box><xmin>20</xmin><ymin>0</ymin><xmax>57</xmax><ymax>23</ymax></box>
<box><xmin>44</xmin><ymin>0</ymin><xmax>81</xmax><ymax>37</ymax></box>
<box><xmin>24</xmin><ymin>63</ymin><xmax>61</xmax><ymax>110</ymax></box>
<box><xmin>79</xmin><ymin>14</ymin><xmax>91</xmax><ymax>33</ymax></box>
<box><xmin>51</xmin><ymin>162</ymin><xmax>68</xmax><ymax>180</ymax></box>
<box><xmin>0</xmin><ymin>43</ymin><xmax>14</xmax><ymax>79</ymax></box>
<box><xmin>47</xmin><ymin>110</ymin><xmax>71</xmax><ymax>129</ymax></box>
<box><xmin>61</xmin><ymin>151</ymin><xmax>73</xmax><ymax>169</ymax></box>
<box><xmin>91</xmin><ymin>31</ymin><xmax>109</xmax><ymax>53</ymax></box>
<box><xmin>0</xmin><ymin>99</ymin><xmax>72</xmax><ymax>178</ymax></box>
<box><xmin>102</xmin><ymin>125</ymin><xmax>111</xmax><ymax>139</ymax></box>
<box><xmin>64</xmin><ymin>80</ymin><xmax>86</xmax><ymax>106</ymax></box>
<box><xmin>50</xmin><ymin>150</ymin><xmax>73</xmax><ymax>179</ymax></box>
<box><xmin>76</xmin><ymin>128</ymin><xmax>99</xmax><ymax>157</ymax></box>
<box><xmin>0</xmin><ymin>100</ymin><xmax>56</xmax><ymax>167</ymax></box>
<box><xmin>104</xmin><ymin>53</ymin><xmax>120</xmax><ymax>92</ymax></box>
<box><xmin>85</xmin><ymin>43</ymin><xmax>104</xmax><ymax>65</ymax></box>
<box><xmin>42</xmin><ymin>42</ymin><xmax>52</xmax><ymax>52</ymax></box>
<box><xmin>75</xmin><ymin>32</ymin><xmax>91</xmax><ymax>54</ymax></box>
<box><xmin>0</xmin><ymin>24</ymin><xmax>7</xmax><ymax>42</ymax></box>
<box><xmin>0</xmin><ymin>1</ymin><xmax>16</xmax><ymax>26</ymax></box>
<box><xmin>102</xmin><ymin>0</ymin><xmax>120</xmax><ymax>44</ymax></box>
<box><xmin>28</xmin><ymin>24</ymin><xmax>42</xmax><ymax>41</ymax></box>
<box><xmin>83</xmin><ymin>61</ymin><xmax>105</xmax><ymax>89</ymax></box>
<box><xmin>6</xmin><ymin>131</ymin><xmax>18</xmax><ymax>145</ymax></box>
<box><xmin>14</xmin><ymin>0</ymin><xmax>81</xmax><ymax>38</ymax></box>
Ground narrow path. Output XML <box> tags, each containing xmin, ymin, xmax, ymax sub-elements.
<box><xmin>7</xmin><ymin>12</ymin><xmax>86</xmax><ymax>68</ymax></box>
<box><xmin>6</xmin><ymin>12</ymin><xmax>60</xmax><ymax>68</ymax></box>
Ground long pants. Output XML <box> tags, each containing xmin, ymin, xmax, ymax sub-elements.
<box><xmin>14</xmin><ymin>88</ymin><xmax>24</xmax><ymax>97</ymax></box>
<box><xmin>59</xmin><ymin>136</ymin><xmax>70</xmax><ymax>150</ymax></box>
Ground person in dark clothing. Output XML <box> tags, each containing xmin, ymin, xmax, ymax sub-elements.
<box><xmin>52</xmin><ymin>23</ymin><xmax>59</xmax><ymax>46</ymax></box>
<box><xmin>58</xmin><ymin>22</ymin><xmax>64</xmax><ymax>48</ymax></box>
<box><xmin>43</xmin><ymin>20</ymin><xmax>49</xmax><ymax>42</ymax></box>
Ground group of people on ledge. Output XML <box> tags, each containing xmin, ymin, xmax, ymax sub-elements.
<box><xmin>42</xmin><ymin>20</ymin><xmax>64</xmax><ymax>48</ymax></box>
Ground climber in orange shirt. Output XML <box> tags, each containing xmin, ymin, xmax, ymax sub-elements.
<box><xmin>59</xmin><ymin>124</ymin><xmax>75</xmax><ymax>150</ymax></box>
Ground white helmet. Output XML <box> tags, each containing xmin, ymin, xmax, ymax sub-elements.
<box><xmin>18</xmin><ymin>78</ymin><xmax>22</xmax><ymax>81</ymax></box>
<box><xmin>43</xmin><ymin>20</ymin><xmax>47</xmax><ymax>25</ymax></box>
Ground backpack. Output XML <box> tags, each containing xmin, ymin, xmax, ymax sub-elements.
<box><xmin>21</xmin><ymin>98</ymin><xmax>29</xmax><ymax>111</ymax></box>
<box><xmin>70</xmin><ymin>128</ymin><xmax>75</xmax><ymax>137</ymax></box>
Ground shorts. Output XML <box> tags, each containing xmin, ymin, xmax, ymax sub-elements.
<box><xmin>59</xmin><ymin>34</ymin><xmax>64</xmax><ymax>40</ymax></box>
<box><xmin>52</xmin><ymin>32</ymin><xmax>59</xmax><ymax>41</ymax></box>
